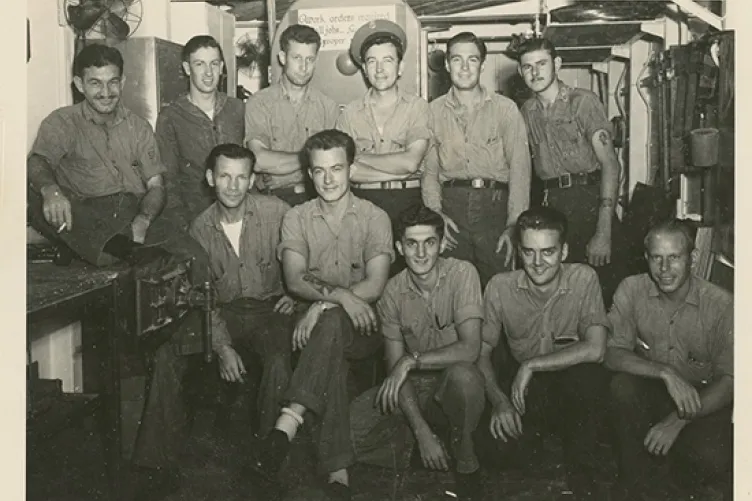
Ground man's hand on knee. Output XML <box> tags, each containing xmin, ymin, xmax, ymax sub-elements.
<box><xmin>292</xmin><ymin>301</ymin><xmax>327</xmax><ymax>351</ymax></box>
<box><xmin>217</xmin><ymin>345</ymin><xmax>246</xmax><ymax>383</ymax></box>
<box><xmin>416</xmin><ymin>428</ymin><xmax>450</xmax><ymax>471</ymax></box>
<box><xmin>490</xmin><ymin>398</ymin><xmax>523</xmax><ymax>442</ymax></box>
<box><xmin>660</xmin><ymin>366</ymin><xmax>702</xmax><ymax>419</ymax></box>
<box><xmin>41</xmin><ymin>186</ymin><xmax>73</xmax><ymax>231</ymax></box>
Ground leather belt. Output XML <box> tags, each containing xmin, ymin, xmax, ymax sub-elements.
<box><xmin>353</xmin><ymin>179</ymin><xmax>421</xmax><ymax>190</ymax></box>
<box><xmin>542</xmin><ymin>170</ymin><xmax>601</xmax><ymax>190</ymax></box>
<box><xmin>443</xmin><ymin>178</ymin><xmax>508</xmax><ymax>190</ymax></box>
<box><xmin>262</xmin><ymin>183</ymin><xmax>307</xmax><ymax>195</ymax></box>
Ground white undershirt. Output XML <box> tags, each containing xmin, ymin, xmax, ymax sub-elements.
<box><xmin>221</xmin><ymin>220</ymin><xmax>243</xmax><ymax>257</ymax></box>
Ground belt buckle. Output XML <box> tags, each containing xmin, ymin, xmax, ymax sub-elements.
<box><xmin>559</xmin><ymin>173</ymin><xmax>572</xmax><ymax>189</ymax></box>
<box><xmin>471</xmin><ymin>178</ymin><xmax>484</xmax><ymax>189</ymax></box>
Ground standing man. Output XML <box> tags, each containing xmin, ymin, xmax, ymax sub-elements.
<box><xmin>516</xmin><ymin>37</ymin><xmax>625</xmax><ymax>306</ymax></box>
<box><xmin>605</xmin><ymin>220</ymin><xmax>733</xmax><ymax>501</ymax></box>
<box><xmin>156</xmin><ymin>35</ymin><xmax>245</xmax><ymax>227</ymax></box>
<box><xmin>422</xmin><ymin>31</ymin><xmax>531</xmax><ymax>287</ymax></box>
<box><xmin>189</xmin><ymin>143</ymin><xmax>295</xmax><ymax>436</ymax></box>
<box><xmin>245</xmin><ymin>24</ymin><xmax>340</xmax><ymax>206</ymax></box>
<box><xmin>337</xmin><ymin>20</ymin><xmax>431</xmax><ymax>274</ymax></box>
<box><xmin>26</xmin><ymin>43</ymin><xmax>209</xmax><ymax>499</ymax></box>
<box><xmin>249</xmin><ymin>130</ymin><xmax>393</xmax><ymax>500</ymax></box>
<box><xmin>479</xmin><ymin>206</ymin><xmax>609</xmax><ymax>500</ymax></box>
<box><xmin>349</xmin><ymin>204</ymin><xmax>486</xmax><ymax>501</ymax></box>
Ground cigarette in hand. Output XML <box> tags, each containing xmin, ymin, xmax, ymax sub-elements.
<box><xmin>56</xmin><ymin>222</ymin><xmax>67</xmax><ymax>234</ymax></box>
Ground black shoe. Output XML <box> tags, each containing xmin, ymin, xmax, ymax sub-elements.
<box><xmin>323</xmin><ymin>481</ymin><xmax>352</xmax><ymax>501</ymax></box>
<box><xmin>133</xmin><ymin>466</ymin><xmax>181</xmax><ymax>501</ymax></box>
<box><xmin>454</xmin><ymin>468</ymin><xmax>483</xmax><ymax>500</ymax></box>
<box><xmin>248</xmin><ymin>429</ymin><xmax>290</xmax><ymax>483</ymax></box>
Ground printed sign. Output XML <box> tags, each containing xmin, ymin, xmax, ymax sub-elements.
<box><xmin>297</xmin><ymin>5</ymin><xmax>397</xmax><ymax>51</ymax></box>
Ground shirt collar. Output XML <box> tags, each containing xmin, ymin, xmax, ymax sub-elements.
<box><xmin>353</xmin><ymin>84</ymin><xmax>409</xmax><ymax>111</ymax></box>
<box><xmin>400</xmin><ymin>258</ymin><xmax>450</xmax><ymax>295</ymax></box>
<box><xmin>647</xmin><ymin>274</ymin><xmax>701</xmax><ymax>306</ymax></box>
<box><xmin>311</xmin><ymin>191</ymin><xmax>358</xmax><ymax>218</ymax></box>
<box><xmin>531</xmin><ymin>80</ymin><xmax>571</xmax><ymax>110</ymax></box>
<box><xmin>444</xmin><ymin>85</ymin><xmax>491</xmax><ymax>110</ymax></box>
<box><xmin>81</xmin><ymin>100</ymin><xmax>127</xmax><ymax>126</ymax></box>
<box><xmin>277</xmin><ymin>79</ymin><xmax>312</xmax><ymax>103</ymax></box>
<box><xmin>515</xmin><ymin>264</ymin><xmax>572</xmax><ymax>291</ymax></box>
<box><xmin>206</xmin><ymin>195</ymin><xmax>257</xmax><ymax>230</ymax></box>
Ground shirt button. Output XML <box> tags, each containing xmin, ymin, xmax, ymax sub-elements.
<box><xmin>335</xmin><ymin>260</ymin><xmax>339</xmax><ymax>265</ymax></box>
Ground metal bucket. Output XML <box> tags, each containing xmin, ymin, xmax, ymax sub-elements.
<box><xmin>690</xmin><ymin>128</ymin><xmax>720</xmax><ymax>167</ymax></box>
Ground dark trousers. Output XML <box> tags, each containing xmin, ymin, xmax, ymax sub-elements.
<box><xmin>545</xmin><ymin>184</ymin><xmax>628</xmax><ymax>307</ymax></box>
<box><xmin>350</xmin><ymin>187</ymin><xmax>422</xmax><ymax>276</ymax></box>
<box><xmin>609</xmin><ymin>373</ymin><xmax>733</xmax><ymax>492</ymax></box>
<box><xmin>350</xmin><ymin>362</ymin><xmax>486</xmax><ymax>474</ymax></box>
<box><xmin>283</xmin><ymin>307</ymin><xmax>383</xmax><ymax>474</ymax></box>
<box><xmin>132</xmin><ymin>298</ymin><xmax>294</xmax><ymax>470</ymax></box>
<box><xmin>441</xmin><ymin>186</ymin><xmax>511</xmax><ymax>288</ymax></box>
<box><xmin>27</xmin><ymin>187</ymin><xmax>208</xmax><ymax>282</ymax></box>
<box><xmin>220</xmin><ymin>298</ymin><xmax>295</xmax><ymax>435</ymax></box>
<box><xmin>488</xmin><ymin>363</ymin><xmax>609</xmax><ymax>482</ymax></box>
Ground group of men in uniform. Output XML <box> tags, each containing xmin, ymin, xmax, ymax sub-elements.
<box><xmin>27</xmin><ymin>18</ymin><xmax>732</xmax><ymax>501</ymax></box>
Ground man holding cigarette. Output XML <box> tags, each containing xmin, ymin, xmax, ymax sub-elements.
<box><xmin>27</xmin><ymin>44</ymin><xmax>207</xmax><ymax>276</ymax></box>
<box><xmin>604</xmin><ymin>220</ymin><xmax>733</xmax><ymax>500</ymax></box>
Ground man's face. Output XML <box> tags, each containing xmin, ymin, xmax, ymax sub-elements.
<box><xmin>519</xmin><ymin>49</ymin><xmax>559</xmax><ymax>94</ymax></box>
<box><xmin>446</xmin><ymin>42</ymin><xmax>483</xmax><ymax>91</ymax></box>
<box><xmin>363</xmin><ymin>42</ymin><xmax>402</xmax><ymax>92</ymax></box>
<box><xmin>206</xmin><ymin>155</ymin><xmax>253</xmax><ymax>209</ymax></box>
<box><xmin>518</xmin><ymin>228</ymin><xmax>568</xmax><ymax>287</ymax></box>
<box><xmin>74</xmin><ymin>64</ymin><xmax>123</xmax><ymax>115</ymax></box>
<box><xmin>397</xmin><ymin>225</ymin><xmax>442</xmax><ymax>277</ymax></box>
<box><xmin>308</xmin><ymin>147</ymin><xmax>350</xmax><ymax>203</ymax></box>
<box><xmin>183</xmin><ymin>46</ymin><xmax>224</xmax><ymax>94</ymax></box>
<box><xmin>645</xmin><ymin>231</ymin><xmax>695</xmax><ymax>297</ymax></box>
<box><xmin>280</xmin><ymin>41</ymin><xmax>318</xmax><ymax>87</ymax></box>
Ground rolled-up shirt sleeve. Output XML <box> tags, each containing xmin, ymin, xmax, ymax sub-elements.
<box><xmin>607</xmin><ymin>278</ymin><xmax>638</xmax><ymax>351</ymax></box>
<box><xmin>136</xmin><ymin>123</ymin><xmax>166</xmax><ymax>180</ymax></box>
<box><xmin>576</xmin><ymin>267</ymin><xmax>610</xmax><ymax>336</ymax></box>
<box><xmin>453</xmin><ymin>262</ymin><xmax>484</xmax><ymax>325</ymax></box>
<box><xmin>421</xmin><ymin>109</ymin><xmax>442</xmax><ymax>213</ymax></box>
<box><xmin>377</xmin><ymin>286</ymin><xmax>402</xmax><ymax>342</ymax></box>
<box><xmin>577</xmin><ymin>93</ymin><xmax>613</xmax><ymax>139</ymax></box>
<box><xmin>482</xmin><ymin>277</ymin><xmax>504</xmax><ymax>348</ymax></box>
<box><xmin>405</xmin><ymin>98</ymin><xmax>432</xmax><ymax>145</ymax></box>
<box><xmin>244</xmin><ymin>96</ymin><xmax>271</xmax><ymax>147</ymax></box>
<box><xmin>363</xmin><ymin>210</ymin><xmax>395</xmax><ymax>263</ymax></box>
<box><xmin>276</xmin><ymin>209</ymin><xmax>309</xmax><ymax>260</ymax></box>
<box><xmin>31</xmin><ymin>112</ymin><xmax>72</xmax><ymax>167</ymax></box>
<box><xmin>711</xmin><ymin>302</ymin><xmax>734</xmax><ymax>379</ymax></box>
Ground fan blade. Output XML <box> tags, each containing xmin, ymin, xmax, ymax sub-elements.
<box><xmin>67</xmin><ymin>3</ymin><xmax>108</xmax><ymax>32</ymax></box>
<box><xmin>105</xmin><ymin>12</ymin><xmax>131</xmax><ymax>40</ymax></box>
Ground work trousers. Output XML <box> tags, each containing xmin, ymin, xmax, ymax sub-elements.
<box><xmin>488</xmin><ymin>363</ymin><xmax>608</xmax><ymax>483</ymax></box>
<box><xmin>349</xmin><ymin>362</ymin><xmax>486</xmax><ymax>474</ymax></box>
<box><xmin>544</xmin><ymin>184</ymin><xmax>627</xmax><ymax>308</ymax></box>
<box><xmin>27</xmin><ymin>187</ymin><xmax>208</xmax><ymax>282</ymax></box>
<box><xmin>351</xmin><ymin>187</ymin><xmax>422</xmax><ymax>277</ymax></box>
<box><xmin>282</xmin><ymin>307</ymin><xmax>383</xmax><ymax>474</ymax></box>
<box><xmin>132</xmin><ymin>298</ymin><xmax>294</xmax><ymax>469</ymax></box>
<box><xmin>609</xmin><ymin>373</ymin><xmax>733</xmax><ymax>492</ymax></box>
<box><xmin>441</xmin><ymin>185</ymin><xmax>511</xmax><ymax>289</ymax></box>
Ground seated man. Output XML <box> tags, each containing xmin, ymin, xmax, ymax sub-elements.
<box><xmin>479</xmin><ymin>206</ymin><xmax>609</xmax><ymax>500</ymax></box>
<box><xmin>250</xmin><ymin>129</ymin><xmax>393</xmax><ymax>500</ymax></box>
<box><xmin>27</xmin><ymin>44</ymin><xmax>206</xmax><ymax>275</ymax></box>
<box><xmin>26</xmin><ymin>44</ymin><xmax>209</xmax><ymax>499</ymax></box>
<box><xmin>605</xmin><ymin>219</ymin><xmax>733</xmax><ymax>501</ymax></box>
<box><xmin>349</xmin><ymin>204</ymin><xmax>485</xmax><ymax>501</ymax></box>
<box><xmin>189</xmin><ymin>143</ymin><xmax>294</xmax><ymax>436</ymax></box>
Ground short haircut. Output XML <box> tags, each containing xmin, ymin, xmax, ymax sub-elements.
<box><xmin>205</xmin><ymin>143</ymin><xmax>256</xmax><ymax>172</ymax></box>
<box><xmin>361</xmin><ymin>33</ymin><xmax>404</xmax><ymax>64</ymax></box>
<box><xmin>73</xmin><ymin>43</ymin><xmax>124</xmax><ymax>78</ymax></box>
<box><xmin>515</xmin><ymin>37</ymin><xmax>558</xmax><ymax>62</ymax></box>
<box><xmin>280</xmin><ymin>24</ymin><xmax>322</xmax><ymax>52</ymax></box>
<box><xmin>446</xmin><ymin>32</ymin><xmax>487</xmax><ymax>63</ymax></box>
<box><xmin>302</xmin><ymin>129</ymin><xmax>356</xmax><ymax>167</ymax></box>
<box><xmin>182</xmin><ymin>35</ymin><xmax>224</xmax><ymax>64</ymax></box>
<box><xmin>514</xmin><ymin>206</ymin><xmax>568</xmax><ymax>245</ymax></box>
<box><xmin>395</xmin><ymin>204</ymin><xmax>445</xmax><ymax>242</ymax></box>
<box><xmin>644</xmin><ymin>219</ymin><xmax>697</xmax><ymax>253</ymax></box>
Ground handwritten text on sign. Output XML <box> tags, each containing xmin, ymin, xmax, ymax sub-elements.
<box><xmin>297</xmin><ymin>6</ymin><xmax>397</xmax><ymax>51</ymax></box>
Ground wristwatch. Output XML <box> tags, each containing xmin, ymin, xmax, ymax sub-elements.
<box><xmin>410</xmin><ymin>350</ymin><xmax>421</xmax><ymax>369</ymax></box>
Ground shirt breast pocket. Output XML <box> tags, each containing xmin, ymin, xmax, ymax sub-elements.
<box><xmin>551</xmin><ymin>118</ymin><xmax>582</xmax><ymax>146</ymax></box>
<box><xmin>355</xmin><ymin>137</ymin><xmax>375</xmax><ymax>153</ymax></box>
